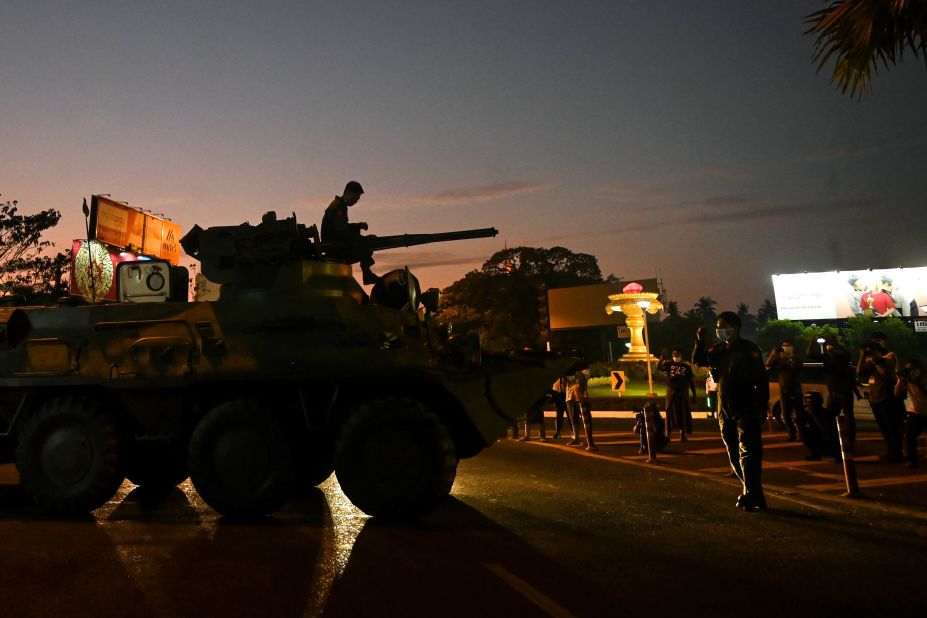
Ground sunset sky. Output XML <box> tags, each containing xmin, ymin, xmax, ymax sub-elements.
<box><xmin>2</xmin><ymin>1</ymin><xmax>926</xmax><ymax>311</ymax></box>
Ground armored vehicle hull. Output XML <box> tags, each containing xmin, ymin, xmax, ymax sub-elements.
<box><xmin>0</xmin><ymin>234</ymin><xmax>574</xmax><ymax>518</ymax></box>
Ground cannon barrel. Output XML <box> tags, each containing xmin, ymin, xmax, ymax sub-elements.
<box><xmin>319</xmin><ymin>227</ymin><xmax>498</xmax><ymax>254</ymax></box>
<box><xmin>180</xmin><ymin>214</ymin><xmax>498</xmax><ymax>289</ymax></box>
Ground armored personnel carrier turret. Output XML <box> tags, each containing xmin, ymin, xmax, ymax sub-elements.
<box><xmin>0</xmin><ymin>209</ymin><xmax>575</xmax><ymax>518</ymax></box>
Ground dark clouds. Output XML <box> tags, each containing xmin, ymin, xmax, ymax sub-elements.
<box><xmin>415</xmin><ymin>181</ymin><xmax>556</xmax><ymax>205</ymax></box>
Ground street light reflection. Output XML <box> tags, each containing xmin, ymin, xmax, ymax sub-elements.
<box><xmin>318</xmin><ymin>475</ymin><xmax>370</xmax><ymax>582</ymax></box>
<box><xmin>89</xmin><ymin>477</ymin><xmax>370</xmax><ymax>618</ymax></box>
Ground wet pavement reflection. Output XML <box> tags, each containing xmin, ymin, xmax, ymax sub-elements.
<box><xmin>0</xmin><ymin>471</ymin><xmax>589</xmax><ymax>617</ymax></box>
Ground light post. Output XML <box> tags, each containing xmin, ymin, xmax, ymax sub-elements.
<box><xmin>605</xmin><ymin>282</ymin><xmax>662</xmax><ymax>398</ymax></box>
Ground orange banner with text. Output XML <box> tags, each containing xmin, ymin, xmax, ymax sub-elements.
<box><xmin>91</xmin><ymin>195</ymin><xmax>181</xmax><ymax>264</ymax></box>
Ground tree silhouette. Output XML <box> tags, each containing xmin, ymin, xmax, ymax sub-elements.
<box><xmin>440</xmin><ymin>246</ymin><xmax>605</xmax><ymax>351</ymax></box>
<box><xmin>0</xmin><ymin>195</ymin><xmax>67</xmax><ymax>300</ymax></box>
<box><xmin>691</xmin><ymin>296</ymin><xmax>718</xmax><ymax>325</ymax></box>
<box><xmin>757</xmin><ymin>299</ymin><xmax>777</xmax><ymax>326</ymax></box>
<box><xmin>736</xmin><ymin>302</ymin><xmax>759</xmax><ymax>340</ymax></box>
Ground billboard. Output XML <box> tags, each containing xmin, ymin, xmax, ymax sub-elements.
<box><xmin>772</xmin><ymin>268</ymin><xmax>927</xmax><ymax>320</ymax></box>
<box><xmin>89</xmin><ymin>195</ymin><xmax>182</xmax><ymax>264</ymax></box>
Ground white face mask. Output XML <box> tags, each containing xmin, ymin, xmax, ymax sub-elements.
<box><xmin>672</xmin><ymin>355</ymin><xmax>682</xmax><ymax>362</ymax></box>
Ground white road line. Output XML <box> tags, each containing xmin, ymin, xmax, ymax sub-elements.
<box><xmin>484</xmin><ymin>563</ymin><xmax>578</xmax><ymax>618</ymax></box>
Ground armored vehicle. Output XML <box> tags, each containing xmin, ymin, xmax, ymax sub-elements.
<box><xmin>0</xmin><ymin>210</ymin><xmax>574</xmax><ymax>518</ymax></box>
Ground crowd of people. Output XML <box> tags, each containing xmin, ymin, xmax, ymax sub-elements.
<box><xmin>511</xmin><ymin>317</ymin><xmax>926</xmax><ymax>513</ymax></box>
<box><xmin>514</xmin><ymin>363</ymin><xmax>598</xmax><ymax>451</ymax></box>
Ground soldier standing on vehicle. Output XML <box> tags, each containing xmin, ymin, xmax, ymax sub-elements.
<box><xmin>765</xmin><ymin>339</ymin><xmax>802</xmax><ymax>441</ymax></box>
<box><xmin>321</xmin><ymin>180</ymin><xmax>379</xmax><ymax>284</ymax></box>
<box><xmin>693</xmin><ymin>311</ymin><xmax>769</xmax><ymax>511</ymax></box>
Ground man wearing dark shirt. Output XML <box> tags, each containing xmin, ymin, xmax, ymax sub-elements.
<box><xmin>693</xmin><ymin>311</ymin><xmax>770</xmax><ymax>511</ymax></box>
<box><xmin>806</xmin><ymin>334</ymin><xmax>857</xmax><ymax>451</ymax></box>
<box><xmin>321</xmin><ymin>180</ymin><xmax>378</xmax><ymax>284</ymax></box>
<box><xmin>659</xmin><ymin>348</ymin><xmax>697</xmax><ymax>441</ymax></box>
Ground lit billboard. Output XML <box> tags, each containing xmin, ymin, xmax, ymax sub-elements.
<box><xmin>89</xmin><ymin>195</ymin><xmax>182</xmax><ymax>264</ymax></box>
<box><xmin>772</xmin><ymin>268</ymin><xmax>927</xmax><ymax>320</ymax></box>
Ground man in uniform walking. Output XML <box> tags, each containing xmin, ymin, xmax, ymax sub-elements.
<box><xmin>693</xmin><ymin>311</ymin><xmax>769</xmax><ymax>511</ymax></box>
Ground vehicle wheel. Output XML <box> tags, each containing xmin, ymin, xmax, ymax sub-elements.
<box><xmin>188</xmin><ymin>400</ymin><xmax>295</xmax><ymax>518</ymax></box>
<box><xmin>15</xmin><ymin>396</ymin><xmax>124</xmax><ymax>514</ymax></box>
<box><xmin>125</xmin><ymin>436</ymin><xmax>189</xmax><ymax>490</ymax></box>
<box><xmin>335</xmin><ymin>397</ymin><xmax>458</xmax><ymax>519</ymax></box>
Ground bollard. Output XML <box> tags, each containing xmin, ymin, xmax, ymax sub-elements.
<box><xmin>642</xmin><ymin>407</ymin><xmax>657</xmax><ymax>463</ymax></box>
<box><xmin>836</xmin><ymin>414</ymin><xmax>863</xmax><ymax>499</ymax></box>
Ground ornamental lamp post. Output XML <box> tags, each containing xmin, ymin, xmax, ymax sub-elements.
<box><xmin>605</xmin><ymin>282</ymin><xmax>663</xmax><ymax>398</ymax></box>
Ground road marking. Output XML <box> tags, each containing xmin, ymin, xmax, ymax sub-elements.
<box><xmin>524</xmin><ymin>437</ymin><xmax>927</xmax><ymax>520</ymax></box>
<box><xmin>799</xmin><ymin>474</ymin><xmax>927</xmax><ymax>491</ymax></box>
<box><xmin>685</xmin><ymin>447</ymin><xmax>730</xmax><ymax>455</ymax></box>
<box><xmin>484</xmin><ymin>563</ymin><xmax>577</xmax><ymax>618</ymax></box>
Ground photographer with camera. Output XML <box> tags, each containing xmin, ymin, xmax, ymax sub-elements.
<box><xmin>765</xmin><ymin>339</ymin><xmax>802</xmax><ymax>441</ymax></box>
<box><xmin>857</xmin><ymin>332</ymin><xmax>904</xmax><ymax>462</ymax></box>
<box><xmin>893</xmin><ymin>359</ymin><xmax>927</xmax><ymax>468</ymax></box>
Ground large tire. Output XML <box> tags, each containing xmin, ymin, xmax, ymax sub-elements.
<box><xmin>188</xmin><ymin>400</ymin><xmax>295</xmax><ymax>518</ymax></box>
<box><xmin>15</xmin><ymin>396</ymin><xmax>124</xmax><ymax>514</ymax></box>
<box><xmin>125</xmin><ymin>436</ymin><xmax>189</xmax><ymax>490</ymax></box>
<box><xmin>334</xmin><ymin>397</ymin><xmax>458</xmax><ymax>519</ymax></box>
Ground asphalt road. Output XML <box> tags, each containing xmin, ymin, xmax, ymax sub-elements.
<box><xmin>0</xmin><ymin>418</ymin><xmax>924</xmax><ymax>618</ymax></box>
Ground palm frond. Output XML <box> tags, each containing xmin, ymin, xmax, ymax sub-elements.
<box><xmin>805</xmin><ymin>0</ymin><xmax>927</xmax><ymax>97</ymax></box>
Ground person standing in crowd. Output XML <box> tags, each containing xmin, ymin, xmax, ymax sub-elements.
<box><xmin>693</xmin><ymin>311</ymin><xmax>769</xmax><ymax>512</ymax></box>
<box><xmin>659</xmin><ymin>348</ymin><xmax>697</xmax><ymax>442</ymax></box>
<box><xmin>894</xmin><ymin>359</ymin><xmax>927</xmax><ymax>468</ymax></box>
<box><xmin>807</xmin><ymin>333</ymin><xmax>858</xmax><ymax>452</ymax></box>
<box><xmin>705</xmin><ymin>373</ymin><xmax>718</xmax><ymax>419</ymax></box>
<box><xmin>765</xmin><ymin>339</ymin><xmax>803</xmax><ymax>441</ymax></box>
<box><xmin>549</xmin><ymin>377</ymin><xmax>572</xmax><ymax>440</ymax></box>
<box><xmin>563</xmin><ymin>368</ymin><xmax>597</xmax><ymax>451</ymax></box>
<box><xmin>518</xmin><ymin>396</ymin><xmax>550</xmax><ymax>443</ymax></box>
<box><xmin>857</xmin><ymin>331</ymin><xmax>905</xmax><ymax>462</ymax></box>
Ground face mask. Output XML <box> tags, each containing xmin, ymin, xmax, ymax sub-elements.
<box><xmin>672</xmin><ymin>355</ymin><xmax>682</xmax><ymax>362</ymax></box>
<box><xmin>716</xmin><ymin>328</ymin><xmax>731</xmax><ymax>341</ymax></box>
<box><xmin>781</xmin><ymin>346</ymin><xmax>793</xmax><ymax>356</ymax></box>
